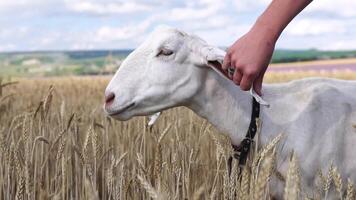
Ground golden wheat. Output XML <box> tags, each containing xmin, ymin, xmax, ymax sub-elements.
<box><xmin>1</xmin><ymin>75</ymin><xmax>356</xmax><ymax>199</ymax></box>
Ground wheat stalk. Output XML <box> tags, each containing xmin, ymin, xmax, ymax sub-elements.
<box><xmin>209</xmin><ymin>131</ymin><xmax>225</xmax><ymax>160</ymax></box>
<box><xmin>24</xmin><ymin>134</ymin><xmax>32</xmax><ymax>200</ymax></box>
<box><xmin>315</xmin><ymin>169</ymin><xmax>326</xmax><ymax>199</ymax></box>
<box><xmin>240</xmin><ymin>165</ymin><xmax>251</xmax><ymax>200</ymax></box>
<box><xmin>153</xmin><ymin>144</ymin><xmax>162</xmax><ymax>188</ymax></box>
<box><xmin>223</xmin><ymin>171</ymin><xmax>229</xmax><ymax>200</ymax></box>
<box><xmin>136</xmin><ymin>153</ymin><xmax>147</xmax><ymax>174</ymax></box>
<box><xmin>137</xmin><ymin>174</ymin><xmax>160</xmax><ymax>199</ymax></box>
<box><xmin>192</xmin><ymin>185</ymin><xmax>205</xmax><ymax>200</ymax></box>
<box><xmin>332</xmin><ymin>166</ymin><xmax>343</xmax><ymax>199</ymax></box>
<box><xmin>15</xmin><ymin>173</ymin><xmax>25</xmax><ymax>200</ymax></box>
<box><xmin>61</xmin><ymin>155</ymin><xmax>67</xmax><ymax>199</ymax></box>
<box><xmin>284</xmin><ymin>152</ymin><xmax>300</xmax><ymax>200</ymax></box>
<box><xmin>44</xmin><ymin>86</ymin><xmax>54</xmax><ymax>114</ymax></box>
<box><xmin>56</xmin><ymin>138</ymin><xmax>67</xmax><ymax>162</ymax></box>
<box><xmin>324</xmin><ymin>164</ymin><xmax>334</xmax><ymax>199</ymax></box>
<box><xmin>231</xmin><ymin>161</ymin><xmax>241</xmax><ymax>200</ymax></box>
<box><xmin>346</xmin><ymin>178</ymin><xmax>354</xmax><ymax>200</ymax></box>
<box><xmin>31</xmin><ymin>136</ymin><xmax>49</xmax><ymax>164</ymax></box>
<box><xmin>158</xmin><ymin>123</ymin><xmax>172</xmax><ymax>144</ymax></box>
<box><xmin>256</xmin><ymin>133</ymin><xmax>283</xmax><ymax>167</ymax></box>
<box><xmin>107</xmin><ymin>156</ymin><xmax>115</xmax><ymax>198</ymax></box>
<box><xmin>91</xmin><ymin>127</ymin><xmax>99</xmax><ymax>162</ymax></box>
<box><xmin>254</xmin><ymin>154</ymin><xmax>273</xmax><ymax>200</ymax></box>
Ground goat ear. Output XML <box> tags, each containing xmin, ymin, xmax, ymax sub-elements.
<box><xmin>202</xmin><ymin>46</ymin><xmax>229</xmax><ymax>78</ymax></box>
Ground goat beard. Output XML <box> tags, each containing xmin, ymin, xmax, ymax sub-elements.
<box><xmin>147</xmin><ymin>112</ymin><xmax>161</xmax><ymax>127</ymax></box>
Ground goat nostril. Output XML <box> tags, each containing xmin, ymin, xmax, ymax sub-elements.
<box><xmin>105</xmin><ymin>93</ymin><xmax>115</xmax><ymax>105</ymax></box>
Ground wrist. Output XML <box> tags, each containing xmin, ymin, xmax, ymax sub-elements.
<box><xmin>251</xmin><ymin>17</ymin><xmax>281</xmax><ymax>44</ymax></box>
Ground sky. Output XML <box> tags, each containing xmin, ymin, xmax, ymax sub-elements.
<box><xmin>0</xmin><ymin>0</ymin><xmax>355</xmax><ymax>52</ymax></box>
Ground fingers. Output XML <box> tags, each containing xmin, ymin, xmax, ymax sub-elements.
<box><xmin>222</xmin><ymin>52</ymin><xmax>231</xmax><ymax>71</ymax></box>
<box><xmin>240</xmin><ymin>72</ymin><xmax>255</xmax><ymax>91</ymax></box>
<box><xmin>253</xmin><ymin>75</ymin><xmax>263</xmax><ymax>96</ymax></box>
<box><xmin>223</xmin><ymin>50</ymin><xmax>262</xmax><ymax>92</ymax></box>
<box><xmin>233</xmin><ymin>69</ymin><xmax>242</xmax><ymax>85</ymax></box>
<box><xmin>253</xmin><ymin>67</ymin><xmax>267</xmax><ymax>95</ymax></box>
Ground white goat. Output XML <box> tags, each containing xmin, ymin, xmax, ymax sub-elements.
<box><xmin>104</xmin><ymin>26</ymin><xmax>356</xmax><ymax>198</ymax></box>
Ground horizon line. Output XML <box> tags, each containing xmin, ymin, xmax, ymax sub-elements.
<box><xmin>1</xmin><ymin>48</ymin><xmax>356</xmax><ymax>54</ymax></box>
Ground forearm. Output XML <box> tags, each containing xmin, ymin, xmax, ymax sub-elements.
<box><xmin>224</xmin><ymin>0</ymin><xmax>312</xmax><ymax>94</ymax></box>
<box><xmin>253</xmin><ymin>0</ymin><xmax>312</xmax><ymax>42</ymax></box>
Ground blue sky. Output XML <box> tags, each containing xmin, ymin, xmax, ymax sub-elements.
<box><xmin>0</xmin><ymin>0</ymin><xmax>355</xmax><ymax>52</ymax></box>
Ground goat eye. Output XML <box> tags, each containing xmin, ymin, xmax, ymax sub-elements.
<box><xmin>157</xmin><ymin>48</ymin><xmax>174</xmax><ymax>56</ymax></box>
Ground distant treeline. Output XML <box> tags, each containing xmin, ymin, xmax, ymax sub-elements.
<box><xmin>1</xmin><ymin>49</ymin><xmax>356</xmax><ymax>77</ymax></box>
<box><xmin>2</xmin><ymin>49</ymin><xmax>356</xmax><ymax>63</ymax></box>
<box><xmin>0</xmin><ymin>50</ymin><xmax>133</xmax><ymax>60</ymax></box>
<box><xmin>66</xmin><ymin>49</ymin><xmax>356</xmax><ymax>63</ymax></box>
<box><xmin>271</xmin><ymin>49</ymin><xmax>356</xmax><ymax>63</ymax></box>
<box><xmin>66</xmin><ymin>50</ymin><xmax>133</xmax><ymax>60</ymax></box>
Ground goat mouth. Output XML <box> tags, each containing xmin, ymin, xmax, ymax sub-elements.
<box><xmin>108</xmin><ymin>102</ymin><xmax>136</xmax><ymax>116</ymax></box>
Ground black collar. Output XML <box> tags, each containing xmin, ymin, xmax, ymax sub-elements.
<box><xmin>228</xmin><ymin>97</ymin><xmax>260</xmax><ymax>171</ymax></box>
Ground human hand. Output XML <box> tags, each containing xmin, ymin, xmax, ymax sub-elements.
<box><xmin>222</xmin><ymin>23</ymin><xmax>276</xmax><ymax>95</ymax></box>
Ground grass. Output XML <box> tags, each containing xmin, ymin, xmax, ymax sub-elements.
<box><xmin>0</xmin><ymin>72</ymin><xmax>356</xmax><ymax>199</ymax></box>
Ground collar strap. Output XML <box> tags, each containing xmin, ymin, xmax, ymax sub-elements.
<box><xmin>232</xmin><ymin>97</ymin><xmax>260</xmax><ymax>166</ymax></box>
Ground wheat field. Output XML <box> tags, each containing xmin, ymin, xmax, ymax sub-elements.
<box><xmin>1</xmin><ymin>72</ymin><xmax>356</xmax><ymax>200</ymax></box>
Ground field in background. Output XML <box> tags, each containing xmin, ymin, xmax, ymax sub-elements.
<box><xmin>1</xmin><ymin>49</ymin><xmax>356</xmax><ymax>77</ymax></box>
<box><xmin>1</xmin><ymin>72</ymin><xmax>356</xmax><ymax>199</ymax></box>
<box><xmin>271</xmin><ymin>49</ymin><xmax>356</xmax><ymax>63</ymax></box>
<box><xmin>0</xmin><ymin>50</ymin><xmax>129</xmax><ymax>77</ymax></box>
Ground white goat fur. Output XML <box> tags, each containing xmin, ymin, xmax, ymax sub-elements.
<box><xmin>105</xmin><ymin>26</ymin><xmax>356</xmax><ymax>197</ymax></box>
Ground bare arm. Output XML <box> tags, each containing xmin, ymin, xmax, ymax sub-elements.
<box><xmin>222</xmin><ymin>0</ymin><xmax>312</xmax><ymax>95</ymax></box>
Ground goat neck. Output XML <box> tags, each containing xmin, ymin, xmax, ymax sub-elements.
<box><xmin>188</xmin><ymin>68</ymin><xmax>255</xmax><ymax>145</ymax></box>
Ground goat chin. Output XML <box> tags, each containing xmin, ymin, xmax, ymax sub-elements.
<box><xmin>109</xmin><ymin>114</ymin><xmax>132</xmax><ymax>121</ymax></box>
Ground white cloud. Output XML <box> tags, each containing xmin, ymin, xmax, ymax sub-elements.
<box><xmin>0</xmin><ymin>0</ymin><xmax>62</xmax><ymax>16</ymax></box>
<box><xmin>193</xmin><ymin>23</ymin><xmax>252</xmax><ymax>48</ymax></box>
<box><xmin>286</xmin><ymin>19</ymin><xmax>347</xmax><ymax>36</ymax></box>
<box><xmin>0</xmin><ymin>0</ymin><xmax>355</xmax><ymax>51</ymax></box>
<box><xmin>70</xmin><ymin>43</ymin><xmax>95</xmax><ymax>50</ymax></box>
<box><xmin>181</xmin><ymin>15</ymin><xmax>231</xmax><ymax>31</ymax></box>
<box><xmin>0</xmin><ymin>0</ymin><xmax>154</xmax><ymax>17</ymax></box>
<box><xmin>167</xmin><ymin>0</ymin><xmax>224</xmax><ymax>21</ymax></box>
<box><xmin>95</xmin><ymin>18</ymin><xmax>153</xmax><ymax>43</ymax></box>
<box><xmin>320</xmin><ymin>39</ymin><xmax>356</xmax><ymax>50</ymax></box>
<box><xmin>307</xmin><ymin>0</ymin><xmax>356</xmax><ymax>17</ymax></box>
<box><xmin>233</xmin><ymin>0</ymin><xmax>270</xmax><ymax>12</ymax></box>
<box><xmin>38</xmin><ymin>32</ymin><xmax>62</xmax><ymax>47</ymax></box>
<box><xmin>0</xmin><ymin>27</ymin><xmax>30</xmax><ymax>39</ymax></box>
<box><xmin>168</xmin><ymin>6</ymin><xmax>218</xmax><ymax>21</ymax></box>
<box><xmin>0</xmin><ymin>44</ymin><xmax>16</xmax><ymax>52</ymax></box>
<box><xmin>0</xmin><ymin>1</ymin><xmax>43</xmax><ymax>10</ymax></box>
<box><xmin>65</xmin><ymin>1</ymin><xmax>153</xmax><ymax>15</ymax></box>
